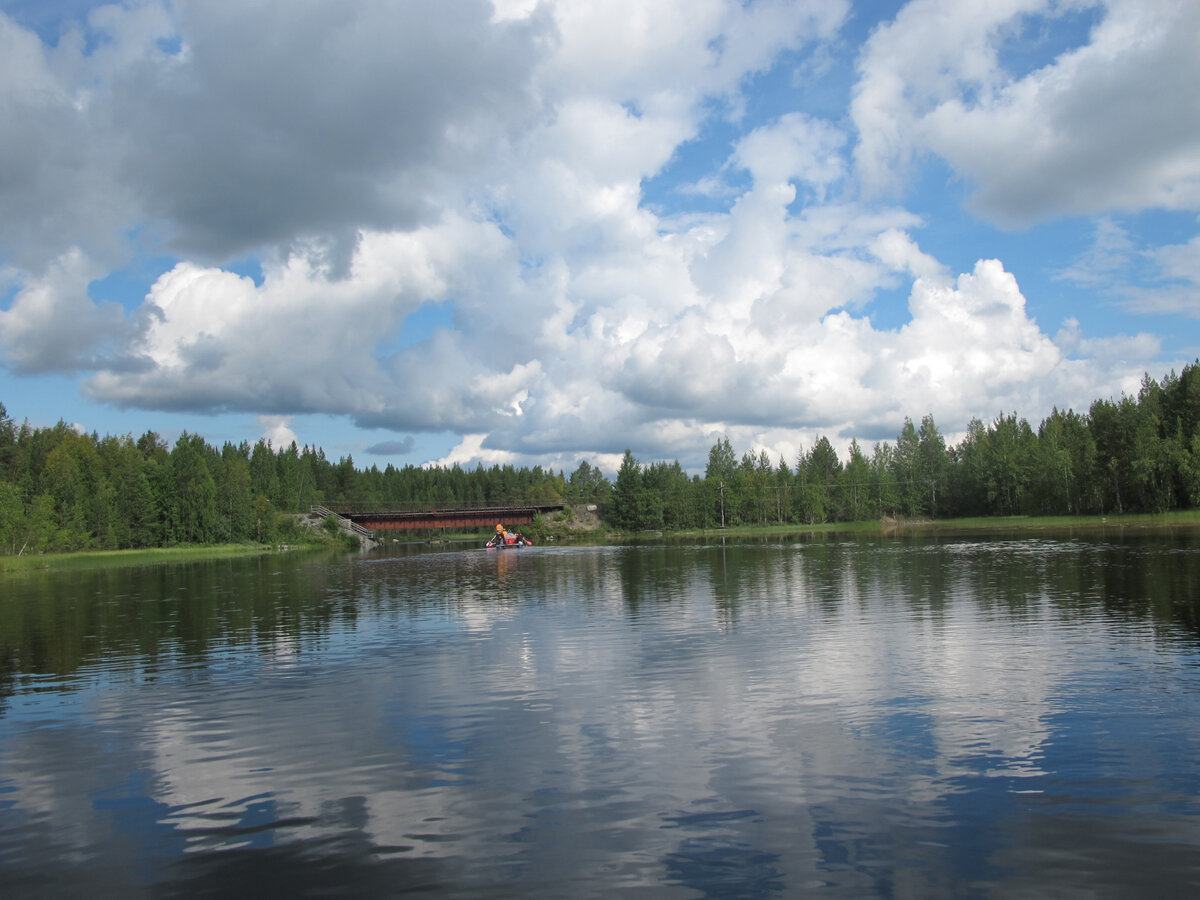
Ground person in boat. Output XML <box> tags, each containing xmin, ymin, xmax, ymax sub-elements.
<box><xmin>488</xmin><ymin>523</ymin><xmax>507</xmax><ymax>548</ymax></box>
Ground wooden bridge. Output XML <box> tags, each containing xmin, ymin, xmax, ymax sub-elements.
<box><xmin>313</xmin><ymin>501</ymin><xmax>566</xmax><ymax>533</ymax></box>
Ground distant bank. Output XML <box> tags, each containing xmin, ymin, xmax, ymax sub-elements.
<box><xmin>6</xmin><ymin>510</ymin><xmax>1199</xmax><ymax>576</ymax></box>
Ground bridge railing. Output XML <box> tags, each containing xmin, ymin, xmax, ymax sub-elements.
<box><xmin>316</xmin><ymin>501</ymin><xmax>568</xmax><ymax>533</ymax></box>
<box><xmin>316</xmin><ymin>499</ymin><xmax>566</xmax><ymax>514</ymax></box>
<box><xmin>311</xmin><ymin>505</ymin><xmax>377</xmax><ymax>539</ymax></box>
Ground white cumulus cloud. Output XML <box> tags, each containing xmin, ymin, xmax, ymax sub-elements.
<box><xmin>0</xmin><ymin>0</ymin><xmax>1189</xmax><ymax>471</ymax></box>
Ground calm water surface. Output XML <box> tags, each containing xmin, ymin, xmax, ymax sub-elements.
<box><xmin>3</xmin><ymin>532</ymin><xmax>1200</xmax><ymax>897</ymax></box>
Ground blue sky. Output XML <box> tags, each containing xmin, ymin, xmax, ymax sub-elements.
<box><xmin>1</xmin><ymin>0</ymin><xmax>1198</xmax><ymax>474</ymax></box>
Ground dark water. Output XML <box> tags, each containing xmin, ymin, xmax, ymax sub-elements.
<box><xmin>3</xmin><ymin>532</ymin><xmax>1200</xmax><ymax>898</ymax></box>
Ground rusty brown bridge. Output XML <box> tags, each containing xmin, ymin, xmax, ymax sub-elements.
<box><xmin>313</xmin><ymin>502</ymin><xmax>566</xmax><ymax>534</ymax></box>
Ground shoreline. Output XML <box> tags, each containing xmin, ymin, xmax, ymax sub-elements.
<box><xmin>0</xmin><ymin>543</ymin><xmax>313</xmax><ymax>576</ymax></box>
<box><xmin>7</xmin><ymin>510</ymin><xmax>1200</xmax><ymax>574</ymax></box>
<box><xmin>578</xmin><ymin>509</ymin><xmax>1200</xmax><ymax>542</ymax></box>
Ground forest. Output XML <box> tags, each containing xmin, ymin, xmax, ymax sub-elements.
<box><xmin>2</xmin><ymin>361</ymin><xmax>1200</xmax><ymax>554</ymax></box>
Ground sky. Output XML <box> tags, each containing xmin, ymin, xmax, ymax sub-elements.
<box><xmin>1</xmin><ymin>0</ymin><xmax>1198</xmax><ymax>476</ymax></box>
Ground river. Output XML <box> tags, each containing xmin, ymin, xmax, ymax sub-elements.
<box><xmin>3</xmin><ymin>531</ymin><xmax>1200</xmax><ymax>897</ymax></box>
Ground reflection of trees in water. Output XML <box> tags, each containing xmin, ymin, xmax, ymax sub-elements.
<box><xmin>5</xmin><ymin>533</ymin><xmax>1199</xmax><ymax>711</ymax></box>
<box><xmin>610</xmin><ymin>531</ymin><xmax>1200</xmax><ymax>646</ymax></box>
<box><xmin>914</xmin><ymin>532</ymin><xmax>1200</xmax><ymax>642</ymax></box>
<box><xmin>0</xmin><ymin>556</ymin><xmax>344</xmax><ymax>698</ymax></box>
<box><xmin>616</xmin><ymin>544</ymin><xmax>690</xmax><ymax>614</ymax></box>
<box><xmin>158</xmin><ymin>840</ymin><xmax>447</xmax><ymax>899</ymax></box>
<box><xmin>662</xmin><ymin>836</ymin><xmax>785</xmax><ymax>897</ymax></box>
<box><xmin>0</xmin><ymin>648</ymin><xmax>15</xmax><ymax>714</ymax></box>
<box><xmin>3</xmin><ymin>824</ymin><xmax>448</xmax><ymax>899</ymax></box>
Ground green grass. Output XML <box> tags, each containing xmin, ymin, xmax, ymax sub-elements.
<box><xmin>10</xmin><ymin>510</ymin><xmax>1198</xmax><ymax>573</ymax></box>
<box><xmin>888</xmin><ymin>509</ymin><xmax>1200</xmax><ymax>533</ymax></box>
<box><xmin>614</xmin><ymin>509</ymin><xmax>1200</xmax><ymax>540</ymax></box>
<box><xmin>0</xmin><ymin>543</ymin><xmax>297</xmax><ymax>575</ymax></box>
<box><xmin>652</xmin><ymin>521</ymin><xmax>880</xmax><ymax>539</ymax></box>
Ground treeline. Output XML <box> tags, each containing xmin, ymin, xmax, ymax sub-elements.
<box><xmin>0</xmin><ymin>409</ymin><xmax>565</xmax><ymax>554</ymax></box>
<box><xmin>604</xmin><ymin>364</ymin><xmax>1200</xmax><ymax>530</ymax></box>
<box><xmin>3</xmin><ymin>362</ymin><xmax>1199</xmax><ymax>553</ymax></box>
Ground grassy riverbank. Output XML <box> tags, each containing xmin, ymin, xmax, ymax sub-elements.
<box><xmin>0</xmin><ymin>543</ymin><xmax>306</xmax><ymax>575</ymax></box>
<box><xmin>881</xmin><ymin>509</ymin><xmax>1200</xmax><ymax>534</ymax></box>
<box><xmin>598</xmin><ymin>508</ymin><xmax>1200</xmax><ymax>541</ymax></box>
<box><xmin>9</xmin><ymin>509</ymin><xmax>1200</xmax><ymax>574</ymax></box>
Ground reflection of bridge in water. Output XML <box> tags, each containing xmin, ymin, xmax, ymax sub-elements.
<box><xmin>313</xmin><ymin>502</ymin><xmax>566</xmax><ymax>534</ymax></box>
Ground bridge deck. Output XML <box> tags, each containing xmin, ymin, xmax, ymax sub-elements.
<box><xmin>326</xmin><ymin>502</ymin><xmax>565</xmax><ymax>532</ymax></box>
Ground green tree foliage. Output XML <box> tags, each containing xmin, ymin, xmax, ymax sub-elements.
<box><xmin>0</xmin><ymin>402</ymin><xmax>17</xmax><ymax>482</ymax></box>
<box><xmin>705</xmin><ymin>436</ymin><xmax>737</xmax><ymax>482</ymax></box>
<box><xmin>644</xmin><ymin>460</ymin><xmax>692</xmax><ymax>529</ymax></box>
<box><xmin>980</xmin><ymin>413</ymin><xmax>1036</xmax><ymax>516</ymax></box>
<box><xmin>840</xmin><ymin>439</ymin><xmax>873</xmax><ymax>522</ymax></box>
<box><xmin>0</xmin><ymin>417</ymin><xmax>576</xmax><ymax>554</ymax></box>
<box><xmin>249</xmin><ymin>439</ymin><xmax>280</xmax><ymax>500</ymax></box>
<box><xmin>0</xmin><ymin>481</ymin><xmax>26</xmax><ymax>555</ymax></box>
<box><xmin>891</xmin><ymin>418</ymin><xmax>922</xmax><ymax>518</ymax></box>
<box><xmin>773</xmin><ymin>456</ymin><xmax>794</xmax><ymax>523</ymax></box>
<box><xmin>100</xmin><ymin>435</ymin><xmax>158</xmax><ymax>548</ymax></box>
<box><xmin>704</xmin><ymin>436</ymin><xmax>738</xmax><ymax>527</ymax></box>
<box><xmin>917</xmin><ymin>414</ymin><xmax>949</xmax><ymax>517</ymax></box>
<box><xmin>567</xmin><ymin>460</ymin><xmax>610</xmax><ymax>505</ymax></box>
<box><xmin>43</xmin><ymin>433</ymin><xmax>94</xmax><ymax>549</ymax></box>
<box><xmin>797</xmin><ymin>437</ymin><xmax>842</xmax><ymax>524</ymax></box>
<box><xmin>870</xmin><ymin>441</ymin><xmax>901</xmax><ymax>517</ymax></box>
<box><xmin>947</xmin><ymin>418</ymin><xmax>986</xmax><ymax>517</ymax></box>
<box><xmin>218</xmin><ymin>443</ymin><xmax>254</xmax><ymax>542</ymax></box>
<box><xmin>4</xmin><ymin>359</ymin><xmax>1200</xmax><ymax>552</ymax></box>
<box><xmin>609</xmin><ymin>449</ymin><xmax>643</xmax><ymax>531</ymax></box>
<box><xmin>171</xmin><ymin>432</ymin><xmax>219</xmax><ymax>543</ymax></box>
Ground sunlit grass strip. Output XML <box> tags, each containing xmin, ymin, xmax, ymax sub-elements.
<box><xmin>624</xmin><ymin>510</ymin><xmax>1200</xmax><ymax>539</ymax></box>
<box><xmin>669</xmin><ymin>520</ymin><xmax>882</xmax><ymax>538</ymax></box>
<box><xmin>902</xmin><ymin>510</ymin><xmax>1200</xmax><ymax>532</ymax></box>
<box><xmin>0</xmin><ymin>543</ymin><xmax>294</xmax><ymax>575</ymax></box>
